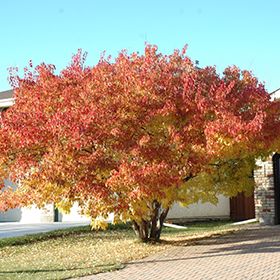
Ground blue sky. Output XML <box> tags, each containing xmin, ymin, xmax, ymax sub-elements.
<box><xmin>1</xmin><ymin>0</ymin><xmax>279</xmax><ymax>92</ymax></box>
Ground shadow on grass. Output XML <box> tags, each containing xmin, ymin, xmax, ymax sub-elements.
<box><xmin>0</xmin><ymin>221</ymin><xmax>235</xmax><ymax>249</ymax></box>
<box><xmin>0</xmin><ymin>263</ymin><xmax>123</xmax><ymax>275</ymax></box>
<box><xmin>124</xmin><ymin>226</ymin><xmax>280</xmax><ymax>266</ymax></box>
<box><xmin>159</xmin><ymin>228</ymin><xmax>240</xmax><ymax>247</ymax></box>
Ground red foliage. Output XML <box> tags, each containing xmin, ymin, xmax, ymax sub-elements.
<box><xmin>0</xmin><ymin>45</ymin><xmax>278</xmax><ymax>224</ymax></box>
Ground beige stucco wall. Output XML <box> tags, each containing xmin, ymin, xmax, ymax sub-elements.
<box><xmin>1</xmin><ymin>179</ymin><xmax>230</xmax><ymax>223</ymax></box>
<box><xmin>0</xmin><ymin>179</ymin><xmax>55</xmax><ymax>223</ymax></box>
<box><xmin>0</xmin><ymin>179</ymin><xmax>22</xmax><ymax>222</ymax></box>
<box><xmin>167</xmin><ymin>195</ymin><xmax>230</xmax><ymax>221</ymax></box>
<box><xmin>0</xmin><ymin>208</ymin><xmax>22</xmax><ymax>222</ymax></box>
<box><xmin>0</xmin><ymin>205</ymin><xmax>55</xmax><ymax>223</ymax></box>
<box><xmin>21</xmin><ymin>205</ymin><xmax>54</xmax><ymax>223</ymax></box>
<box><xmin>60</xmin><ymin>203</ymin><xmax>91</xmax><ymax>222</ymax></box>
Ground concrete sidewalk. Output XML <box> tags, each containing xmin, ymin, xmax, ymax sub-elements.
<box><xmin>80</xmin><ymin>225</ymin><xmax>280</xmax><ymax>280</ymax></box>
<box><xmin>0</xmin><ymin>222</ymin><xmax>89</xmax><ymax>238</ymax></box>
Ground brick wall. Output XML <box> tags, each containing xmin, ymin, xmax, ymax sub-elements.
<box><xmin>254</xmin><ymin>156</ymin><xmax>276</xmax><ymax>225</ymax></box>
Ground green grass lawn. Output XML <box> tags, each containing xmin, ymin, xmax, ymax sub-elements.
<box><xmin>0</xmin><ymin>221</ymin><xmax>244</xmax><ymax>280</ymax></box>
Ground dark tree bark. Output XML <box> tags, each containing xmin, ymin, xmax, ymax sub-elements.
<box><xmin>132</xmin><ymin>200</ymin><xmax>169</xmax><ymax>242</ymax></box>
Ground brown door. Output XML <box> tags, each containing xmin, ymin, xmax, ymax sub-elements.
<box><xmin>230</xmin><ymin>192</ymin><xmax>255</xmax><ymax>221</ymax></box>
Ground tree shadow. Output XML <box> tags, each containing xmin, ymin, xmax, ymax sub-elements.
<box><xmin>0</xmin><ymin>263</ymin><xmax>121</xmax><ymax>274</ymax></box>
<box><xmin>124</xmin><ymin>225</ymin><xmax>280</xmax><ymax>265</ymax></box>
<box><xmin>160</xmin><ymin>225</ymin><xmax>279</xmax><ymax>246</ymax></box>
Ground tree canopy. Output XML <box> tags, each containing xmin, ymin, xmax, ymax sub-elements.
<box><xmin>1</xmin><ymin>45</ymin><xmax>280</xmax><ymax>241</ymax></box>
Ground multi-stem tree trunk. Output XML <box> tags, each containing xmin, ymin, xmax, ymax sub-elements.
<box><xmin>132</xmin><ymin>200</ymin><xmax>169</xmax><ymax>242</ymax></box>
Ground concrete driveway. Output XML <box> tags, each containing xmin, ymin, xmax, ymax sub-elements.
<box><xmin>80</xmin><ymin>225</ymin><xmax>280</xmax><ymax>280</ymax></box>
<box><xmin>0</xmin><ymin>222</ymin><xmax>89</xmax><ymax>238</ymax></box>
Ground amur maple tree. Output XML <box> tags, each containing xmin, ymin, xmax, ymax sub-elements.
<box><xmin>0</xmin><ymin>45</ymin><xmax>279</xmax><ymax>242</ymax></box>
